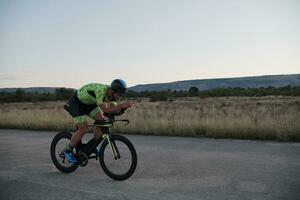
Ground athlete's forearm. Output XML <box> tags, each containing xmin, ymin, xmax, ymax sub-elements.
<box><xmin>99</xmin><ymin>103</ymin><xmax>123</xmax><ymax>113</ymax></box>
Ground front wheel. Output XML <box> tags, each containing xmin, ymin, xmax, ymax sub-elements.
<box><xmin>99</xmin><ymin>135</ymin><xmax>137</xmax><ymax>181</ymax></box>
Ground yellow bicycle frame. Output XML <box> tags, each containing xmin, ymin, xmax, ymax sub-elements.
<box><xmin>102</xmin><ymin>134</ymin><xmax>118</xmax><ymax>159</ymax></box>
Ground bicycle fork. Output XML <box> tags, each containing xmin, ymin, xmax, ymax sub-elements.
<box><xmin>103</xmin><ymin>134</ymin><xmax>120</xmax><ymax>160</ymax></box>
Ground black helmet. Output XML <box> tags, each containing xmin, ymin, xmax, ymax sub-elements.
<box><xmin>110</xmin><ymin>79</ymin><xmax>127</xmax><ymax>94</ymax></box>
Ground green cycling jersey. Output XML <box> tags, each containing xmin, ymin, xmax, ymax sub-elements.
<box><xmin>77</xmin><ymin>83</ymin><xmax>114</xmax><ymax>105</ymax></box>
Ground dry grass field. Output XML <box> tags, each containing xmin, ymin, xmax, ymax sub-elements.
<box><xmin>0</xmin><ymin>96</ymin><xmax>299</xmax><ymax>141</ymax></box>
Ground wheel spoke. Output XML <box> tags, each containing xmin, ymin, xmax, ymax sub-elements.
<box><xmin>55</xmin><ymin>138</ymin><xmax>73</xmax><ymax>167</ymax></box>
<box><xmin>50</xmin><ymin>132</ymin><xmax>78</xmax><ymax>173</ymax></box>
<box><xmin>102</xmin><ymin>137</ymin><xmax>135</xmax><ymax>176</ymax></box>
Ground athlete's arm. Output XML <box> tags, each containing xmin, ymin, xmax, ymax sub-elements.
<box><xmin>99</xmin><ymin>103</ymin><xmax>122</xmax><ymax>113</ymax></box>
<box><xmin>99</xmin><ymin>101</ymin><xmax>134</xmax><ymax>113</ymax></box>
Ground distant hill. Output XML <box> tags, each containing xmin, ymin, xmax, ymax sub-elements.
<box><xmin>129</xmin><ymin>74</ymin><xmax>300</xmax><ymax>92</ymax></box>
<box><xmin>0</xmin><ymin>87</ymin><xmax>75</xmax><ymax>94</ymax></box>
<box><xmin>1</xmin><ymin>74</ymin><xmax>300</xmax><ymax>93</ymax></box>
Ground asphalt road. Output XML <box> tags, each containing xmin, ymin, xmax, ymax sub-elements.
<box><xmin>0</xmin><ymin>129</ymin><xmax>299</xmax><ymax>200</ymax></box>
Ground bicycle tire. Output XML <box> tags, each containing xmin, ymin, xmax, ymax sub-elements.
<box><xmin>99</xmin><ymin>135</ymin><xmax>137</xmax><ymax>181</ymax></box>
<box><xmin>50</xmin><ymin>131</ymin><xmax>78</xmax><ymax>173</ymax></box>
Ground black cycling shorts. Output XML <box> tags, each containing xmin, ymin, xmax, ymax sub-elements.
<box><xmin>66</xmin><ymin>91</ymin><xmax>100</xmax><ymax>124</ymax></box>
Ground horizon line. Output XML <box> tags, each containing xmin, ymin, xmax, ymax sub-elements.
<box><xmin>0</xmin><ymin>73</ymin><xmax>299</xmax><ymax>89</ymax></box>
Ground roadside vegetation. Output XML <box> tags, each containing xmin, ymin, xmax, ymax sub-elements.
<box><xmin>0</xmin><ymin>95</ymin><xmax>299</xmax><ymax>142</ymax></box>
<box><xmin>1</xmin><ymin>86</ymin><xmax>300</xmax><ymax>103</ymax></box>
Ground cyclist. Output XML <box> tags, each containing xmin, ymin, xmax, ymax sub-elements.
<box><xmin>64</xmin><ymin>79</ymin><xmax>134</xmax><ymax>164</ymax></box>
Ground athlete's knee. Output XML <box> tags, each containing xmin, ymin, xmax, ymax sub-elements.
<box><xmin>94</xmin><ymin>127</ymin><xmax>102</xmax><ymax>134</ymax></box>
<box><xmin>93</xmin><ymin>112</ymin><xmax>103</xmax><ymax>121</ymax></box>
<box><xmin>93</xmin><ymin>127</ymin><xmax>102</xmax><ymax>139</ymax></box>
<box><xmin>77</xmin><ymin>123</ymin><xmax>88</xmax><ymax>135</ymax></box>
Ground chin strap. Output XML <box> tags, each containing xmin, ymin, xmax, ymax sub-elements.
<box><xmin>110</xmin><ymin>92</ymin><xmax>116</xmax><ymax>101</ymax></box>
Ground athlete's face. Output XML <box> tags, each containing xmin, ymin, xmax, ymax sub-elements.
<box><xmin>113</xmin><ymin>91</ymin><xmax>125</xmax><ymax>99</ymax></box>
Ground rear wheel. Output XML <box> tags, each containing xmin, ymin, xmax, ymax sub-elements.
<box><xmin>50</xmin><ymin>131</ymin><xmax>78</xmax><ymax>173</ymax></box>
<box><xmin>99</xmin><ymin>135</ymin><xmax>137</xmax><ymax>181</ymax></box>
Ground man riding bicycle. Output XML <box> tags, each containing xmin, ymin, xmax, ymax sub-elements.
<box><xmin>64</xmin><ymin>79</ymin><xmax>134</xmax><ymax>164</ymax></box>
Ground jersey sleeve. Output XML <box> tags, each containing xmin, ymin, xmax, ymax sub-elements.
<box><xmin>96</xmin><ymin>92</ymin><xmax>104</xmax><ymax>104</ymax></box>
<box><xmin>95</xmin><ymin>86</ymin><xmax>107</xmax><ymax>105</ymax></box>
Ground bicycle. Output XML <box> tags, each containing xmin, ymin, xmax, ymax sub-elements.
<box><xmin>50</xmin><ymin>106</ymin><xmax>137</xmax><ymax>181</ymax></box>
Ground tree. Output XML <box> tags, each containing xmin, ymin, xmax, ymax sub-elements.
<box><xmin>55</xmin><ymin>88</ymin><xmax>73</xmax><ymax>100</ymax></box>
<box><xmin>188</xmin><ymin>86</ymin><xmax>199</xmax><ymax>96</ymax></box>
<box><xmin>15</xmin><ymin>88</ymin><xmax>25</xmax><ymax>101</ymax></box>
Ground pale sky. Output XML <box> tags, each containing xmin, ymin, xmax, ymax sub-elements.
<box><xmin>1</xmin><ymin>0</ymin><xmax>299</xmax><ymax>88</ymax></box>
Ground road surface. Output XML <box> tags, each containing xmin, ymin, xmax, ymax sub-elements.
<box><xmin>0</xmin><ymin>129</ymin><xmax>299</xmax><ymax>200</ymax></box>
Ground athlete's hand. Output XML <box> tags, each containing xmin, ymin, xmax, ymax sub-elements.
<box><xmin>99</xmin><ymin>112</ymin><xmax>108</xmax><ymax>120</ymax></box>
<box><xmin>121</xmin><ymin>101</ymin><xmax>135</xmax><ymax>109</ymax></box>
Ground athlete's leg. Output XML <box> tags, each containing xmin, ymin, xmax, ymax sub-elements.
<box><xmin>88</xmin><ymin>109</ymin><xmax>103</xmax><ymax>140</ymax></box>
<box><xmin>70</xmin><ymin>122</ymin><xmax>88</xmax><ymax>146</ymax></box>
<box><xmin>64</xmin><ymin>116</ymin><xmax>88</xmax><ymax>163</ymax></box>
<box><xmin>67</xmin><ymin>116</ymin><xmax>88</xmax><ymax>150</ymax></box>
